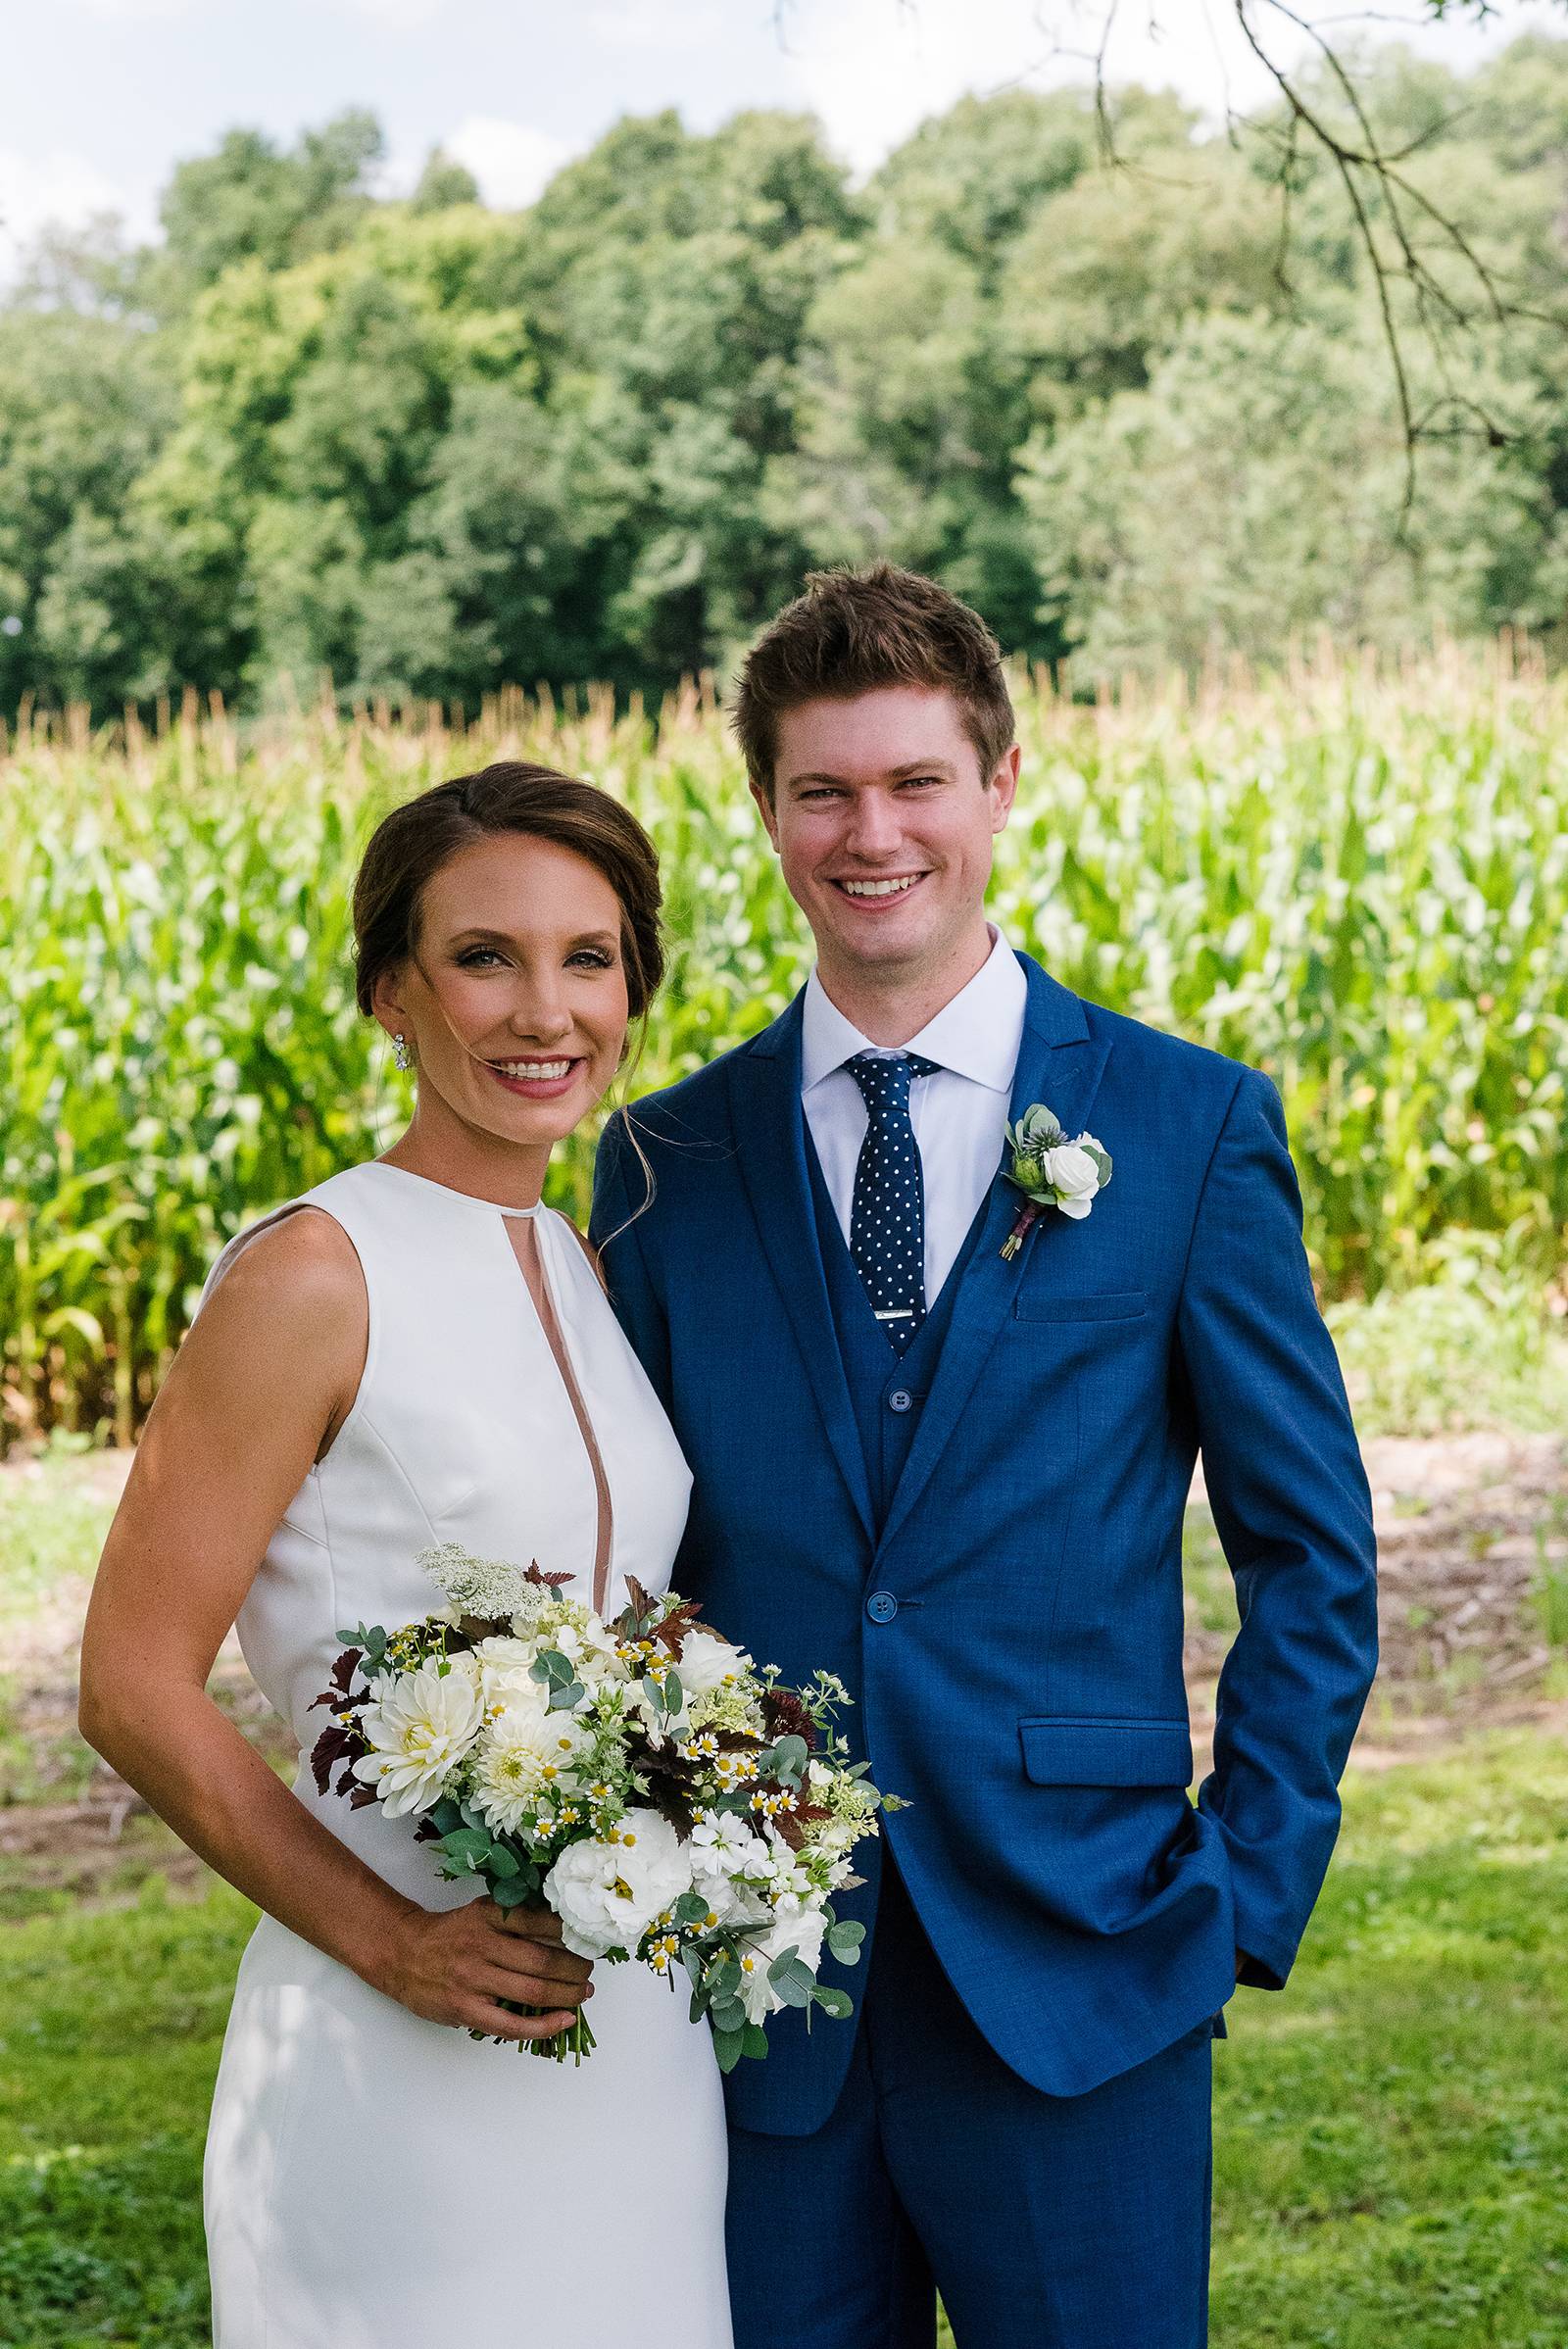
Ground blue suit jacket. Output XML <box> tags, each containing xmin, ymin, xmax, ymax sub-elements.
<box><xmin>590</xmin><ymin>954</ymin><xmax>1378</xmax><ymax>2135</ymax></box>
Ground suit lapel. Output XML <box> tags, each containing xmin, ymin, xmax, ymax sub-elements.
<box><xmin>729</xmin><ymin>1000</ymin><xmax>877</xmax><ymax>1545</ymax></box>
<box><xmin>877</xmin><ymin>955</ymin><xmax>1113</xmax><ymax>1557</ymax></box>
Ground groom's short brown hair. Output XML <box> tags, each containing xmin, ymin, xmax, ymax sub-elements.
<box><xmin>732</xmin><ymin>563</ymin><xmax>1016</xmax><ymax>803</ymax></box>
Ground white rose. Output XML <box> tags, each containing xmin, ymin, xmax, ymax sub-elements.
<box><xmin>468</xmin><ymin>1637</ymin><xmax>537</xmax><ymax>1704</ymax></box>
<box><xmin>351</xmin><ymin>1660</ymin><xmax>484</xmax><ymax>1819</ymax></box>
<box><xmin>544</xmin><ymin>1809</ymin><xmax>692</xmax><ymax>1958</ymax></box>
<box><xmin>553</xmin><ymin>1620</ymin><xmax>620</xmax><ymax>1686</ymax></box>
<box><xmin>676</xmin><ymin>1628</ymin><xmax>752</xmax><ymax>1699</ymax></box>
<box><xmin>1044</xmin><ymin>1142</ymin><xmax>1102</xmax><ymax>1220</ymax></box>
<box><xmin>735</xmin><ymin>1906</ymin><xmax>828</xmax><ymax>2024</ymax></box>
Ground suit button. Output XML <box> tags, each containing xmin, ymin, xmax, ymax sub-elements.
<box><xmin>866</xmin><ymin>1590</ymin><xmax>899</xmax><ymax>1624</ymax></box>
<box><xmin>887</xmin><ymin>1389</ymin><xmax>912</xmax><ymax>1413</ymax></box>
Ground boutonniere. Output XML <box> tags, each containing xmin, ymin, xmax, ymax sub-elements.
<box><xmin>1000</xmin><ymin>1104</ymin><xmax>1112</xmax><ymax>1259</ymax></box>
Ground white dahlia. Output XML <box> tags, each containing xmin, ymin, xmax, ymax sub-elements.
<box><xmin>468</xmin><ymin>1682</ymin><xmax>591</xmax><ymax>1834</ymax></box>
<box><xmin>352</xmin><ymin>1660</ymin><xmax>484</xmax><ymax>1819</ymax></box>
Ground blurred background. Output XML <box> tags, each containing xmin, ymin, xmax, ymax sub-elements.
<box><xmin>3</xmin><ymin>2</ymin><xmax>1567</xmax><ymax>2343</ymax></box>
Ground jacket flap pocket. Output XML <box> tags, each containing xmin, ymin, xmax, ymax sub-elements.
<box><xmin>1013</xmin><ymin>1290</ymin><xmax>1148</xmax><ymax>1326</ymax></box>
<box><xmin>1019</xmin><ymin>1717</ymin><xmax>1194</xmax><ymax>1787</ymax></box>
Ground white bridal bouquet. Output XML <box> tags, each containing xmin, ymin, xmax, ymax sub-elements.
<box><xmin>309</xmin><ymin>1545</ymin><xmax>894</xmax><ymax>2066</ymax></box>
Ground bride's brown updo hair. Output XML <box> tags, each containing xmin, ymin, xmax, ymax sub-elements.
<box><xmin>352</xmin><ymin>761</ymin><xmax>665</xmax><ymax>1035</ymax></box>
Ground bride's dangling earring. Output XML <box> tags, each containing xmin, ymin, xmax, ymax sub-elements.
<box><xmin>392</xmin><ymin>1032</ymin><xmax>412</xmax><ymax>1072</ymax></box>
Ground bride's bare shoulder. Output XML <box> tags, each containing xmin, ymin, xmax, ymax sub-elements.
<box><xmin>194</xmin><ymin>1205</ymin><xmax>367</xmax><ymax>1355</ymax></box>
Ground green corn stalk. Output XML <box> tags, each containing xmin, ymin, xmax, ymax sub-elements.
<box><xmin>4</xmin><ymin>641</ymin><xmax>1567</xmax><ymax>1450</ymax></box>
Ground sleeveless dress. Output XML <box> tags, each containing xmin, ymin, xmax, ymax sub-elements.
<box><xmin>197</xmin><ymin>1160</ymin><xmax>732</xmax><ymax>2349</ymax></box>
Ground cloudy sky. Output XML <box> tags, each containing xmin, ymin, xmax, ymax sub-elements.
<box><xmin>1</xmin><ymin>0</ymin><xmax>1557</xmax><ymax>272</ymax></box>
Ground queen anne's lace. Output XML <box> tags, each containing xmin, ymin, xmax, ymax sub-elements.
<box><xmin>416</xmin><ymin>1542</ymin><xmax>539</xmax><ymax>1621</ymax></box>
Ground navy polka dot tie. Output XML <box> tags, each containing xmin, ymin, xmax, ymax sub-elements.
<box><xmin>847</xmin><ymin>1052</ymin><xmax>940</xmax><ymax>1356</ymax></box>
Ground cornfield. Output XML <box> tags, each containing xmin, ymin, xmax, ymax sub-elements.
<box><xmin>4</xmin><ymin>645</ymin><xmax>1566</xmax><ymax>1452</ymax></box>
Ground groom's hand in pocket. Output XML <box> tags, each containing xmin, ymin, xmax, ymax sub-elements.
<box><xmin>383</xmin><ymin>1896</ymin><xmax>595</xmax><ymax>2040</ymax></box>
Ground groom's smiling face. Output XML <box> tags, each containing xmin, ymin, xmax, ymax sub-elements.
<box><xmin>756</xmin><ymin>685</ymin><xmax>1018</xmax><ymax>1001</ymax></box>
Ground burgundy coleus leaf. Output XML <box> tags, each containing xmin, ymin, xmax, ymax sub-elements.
<box><xmin>619</xmin><ymin>1575</ymin><xmax>672</xmax><ymax>1639</ymax></box>
<box><xmin>308</xmin><ymin>1648</ymin><xmax>366</xmax><ymax>1711</ymax></box>
<box><xmin>761</xmin><ymin>1688</ymin><xmax>818</xmax><ymax>1752</ymax></box>
<box><xmin>523</xmin><ymin>1560</ymin><xmax>573</xmax><ymax>1590</ymax></box>
<box><xmin>348</xmin><ymin>1784</ymin><xmax>380</xmax><ymax>1811</ymax></box>
<box><xmin>770</xmin><ymin>1796</ymin><xmax>833</xmax><ymax>1852</ymax></box>
<box><xmin>453</xmin><ymin>1613</ymin><xmax>515</xmax><ymax>1648</ymax></box>
<box><xmin>310</xmin><ymin>1720</ymin><xmax>363</xmax><ymax>1795</ymax></box>
<box><xmin>649</xmin><ymin>1599</ymin><xmax>705</xmax><ymax>1658</ymax></box>
<box><xmin>649</xmin><ymin>1779</ymin><xmax>698</xmax><ymax>1836</ymax></box>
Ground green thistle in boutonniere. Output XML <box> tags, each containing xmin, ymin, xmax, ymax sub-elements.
<box><xmin>1000</xmin><ymin>1103</ymin><xmax>1112</xmax><ymax>1259</ymax></box>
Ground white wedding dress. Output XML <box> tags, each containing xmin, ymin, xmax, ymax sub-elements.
<box><xmin>198</xmin><ymin>1160</ymin><xmax>732</xmax><ymax>2349</ymax></box>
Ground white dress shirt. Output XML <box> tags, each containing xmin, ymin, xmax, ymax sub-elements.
<box><xmin>801</xmin><ymin>928</ymin><xmax>1028</xmax><ymax>1306</ymax></box>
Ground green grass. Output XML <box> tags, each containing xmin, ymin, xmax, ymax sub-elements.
<box><xmin>2</xmin><ymin>1736</ymin><xmax>1564</xmax><ymax>2347</ymax></box>
<box><xmin>0</xmin><ymin>1440</ymin><xmax>117</xmax><ymax>1635</ymax></box>
<box><xmin>0</xmin><ymin>1884</ymin><xmax>252</xmax><ymax>2347</ymax></box>
<box><xmin>1328</xmin><ymin>1268</ymin><xmax>1568</xmax><ymax>1441</ymax></box>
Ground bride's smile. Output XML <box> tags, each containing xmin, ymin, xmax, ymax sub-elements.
<box><xmin>373</xmin><ymin>827</ymin><xmax>634</xmax><ymax>1201</ymax></box>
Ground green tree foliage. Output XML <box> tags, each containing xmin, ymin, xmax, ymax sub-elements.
<box><xmin>2</xmin><ymin>41</ymin><xmax>1566</xmax><ymax>714</ymax></box>
<box><xmin>0</xmin><ymin>312</ymin><xmax>176</xmax><ymax>711</ymax></box>
<box><xmin>1019</xmin><ymin>313</ymin><xmax>1568</xmax><ymax>676</ymax></box>
<box><xmin>148</xmin><ymin>109</ymin><xmax>386</xmax><ymax>312</ymax></box>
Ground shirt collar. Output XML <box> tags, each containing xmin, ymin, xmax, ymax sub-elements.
<box><xmin>801</xmin><ymin>928</ymin><xmax>1027</xmax><ymax>1097</ymax></box>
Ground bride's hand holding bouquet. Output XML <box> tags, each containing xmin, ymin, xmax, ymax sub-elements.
<box><xmin>311</xmin><ymin>1543</ymin><xmax>895</xmax><ymax>2067</ymax></box>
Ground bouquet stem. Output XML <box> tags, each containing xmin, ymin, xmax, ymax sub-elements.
<box><xmin>466</xmin><ymin>2004</ymin><xmax>598</xmax><ymax>2062</ymax></box>
<box><xmin>522</xmin><ymin>2006</ymin><xmax>598</xmax><ymax>2065</ymax></box>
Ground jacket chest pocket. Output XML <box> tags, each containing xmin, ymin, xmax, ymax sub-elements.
<box><xmin>1012</xmin><ymin>1288</ymin><xmax>1149</xmax><ymax>1326</ymax></box>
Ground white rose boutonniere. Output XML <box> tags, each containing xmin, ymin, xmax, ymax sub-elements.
<box><xmin>1000</xmin><ymin>1103</ymin><xmax>1112</xmax><ymax>1258</ymax></box>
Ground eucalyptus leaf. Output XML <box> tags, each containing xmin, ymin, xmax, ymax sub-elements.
<box><xmin>712</xmin><ymin>2027</ymin><xmax>746</xmax><ymax>2076</ymax></box>
<box><xmin>441</xmin><ymin>1828</ymin><xmax>491</xmax><ymax>1865</ymax></box>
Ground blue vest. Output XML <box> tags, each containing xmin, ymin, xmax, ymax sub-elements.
<box><xmin>803</xmin><ymin>1133</ymin><xmax>982</xmax><ymax>1530</ymax></box>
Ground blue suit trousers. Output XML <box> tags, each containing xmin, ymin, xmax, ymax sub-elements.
<box><xmin>726</xmin><ymin>1858</ymin><xmax>1217</xmax><ymax>2349</ymax></box>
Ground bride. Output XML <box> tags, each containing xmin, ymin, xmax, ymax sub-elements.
<box><xmin>77</xmin><ymin>762</ymin><xmax>733</xmax><ymax>2349</ymax></box>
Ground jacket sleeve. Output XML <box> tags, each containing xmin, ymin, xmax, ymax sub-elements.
<box><xmin>589</xmin><ymin>1109</ymin><xmax>672</xmax><ymax>1408</ymax></box>
<box><xmin>1179</xmin><ymin>1068</ymin><xmax>1378</xmax><ymax>1989</ymax></box>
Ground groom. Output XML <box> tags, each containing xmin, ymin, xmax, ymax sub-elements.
<box><xmin>591</xmin><ymin>564</ymin><xmax>1378</xmax><ymax>2348</ymax></box>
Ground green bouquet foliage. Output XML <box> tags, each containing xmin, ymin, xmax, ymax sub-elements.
<box><xmin>4</xmin><ymin>641</ymin><xmax>1567</xmax><ymax>1449</ymax></box>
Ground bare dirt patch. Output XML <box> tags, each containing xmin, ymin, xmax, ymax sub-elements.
<box><xmin>1185</xmin><ymin>1430</ymin><xmax>1568</xmax><ymax>1775</ymax></box>
<box><xmin>6</xmin><ymin>1431</ymin><xmax>1566</xmax><ymax>1909</ymax></box>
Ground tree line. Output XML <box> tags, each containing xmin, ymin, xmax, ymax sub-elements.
<box><xmin>3</xmin><ymin>35</ymin><xmax>1566</xmax><ymax>717</ymax></box>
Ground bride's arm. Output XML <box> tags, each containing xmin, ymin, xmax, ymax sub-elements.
<box><xmin>77</xmin><ymin>1211</ymin><xmax>592</xmax><ymax>2043</ymax></box>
